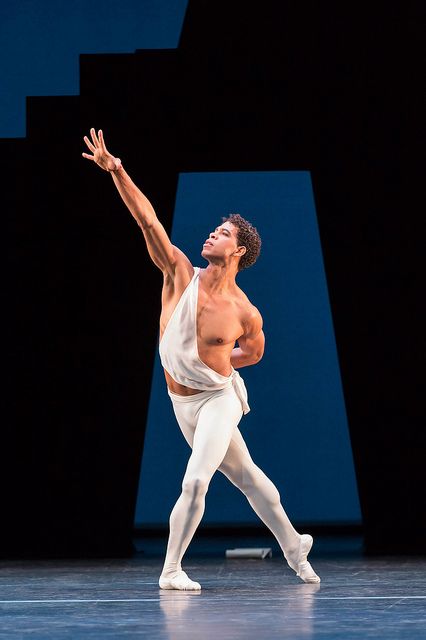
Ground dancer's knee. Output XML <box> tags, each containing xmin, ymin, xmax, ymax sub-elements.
<box><xmin>182</xmin><ymin>475</ymin><xmax>210</xmax><ymax>502</ymax></box>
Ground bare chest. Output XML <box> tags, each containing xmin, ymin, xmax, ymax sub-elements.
<box><xmin>196</xmin><ymin>288</ymin><xmax>243</xmax><ymax>347</ymax></box>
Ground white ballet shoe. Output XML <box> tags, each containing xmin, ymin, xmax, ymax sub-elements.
<box><xmin>159</xmin><ymin>570</ymin><xmax>202</xmax><ymax>591</ymax></box>
<box><xmin>286</xmin><ymin>534</ymin><xmax>321</xmax><ymax>584</ymax></box>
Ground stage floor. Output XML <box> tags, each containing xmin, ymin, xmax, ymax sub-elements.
<box><xmin>0</xmin><ymin>537</ymin><xmax>425</xmax><ymax>639</ymax></box>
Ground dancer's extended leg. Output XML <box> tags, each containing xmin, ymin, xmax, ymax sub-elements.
<box><xmin>159</xmin><ymin>389</ymin><xmax>243</xmax><ymax>590</ymax></box>
<box><xmin>218</xmin><ymin>427</ymin><xmax>321</xmax><ymax>583</ymax></box>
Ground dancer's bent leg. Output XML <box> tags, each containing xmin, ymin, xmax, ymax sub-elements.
<box><xmin>218</xmin><ymin>426</ymin><xmax>320</xmax><ymax>583</ymax></box>
<box><xmin>159</xmin><ymin>389</ymin><xmax>243</xmax><ymax>590</ymax></box>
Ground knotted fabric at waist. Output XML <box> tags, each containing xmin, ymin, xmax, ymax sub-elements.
<box><xmin>228</xmin><ymin>369</ymin><xmax>250</xmax><ymax>415</ymax></box>
<box><xmin>166</xmin><ymin>368</ymin><xmax>250</xmax><ymax>415</ymax></box>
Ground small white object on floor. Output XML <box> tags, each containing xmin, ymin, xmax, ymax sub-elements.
<box><xmin>225</xmin><ymin>548</ymin><xmax>272</xmax><ymax>559</ymax></box>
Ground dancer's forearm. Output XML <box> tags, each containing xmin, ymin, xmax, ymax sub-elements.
<box><xmin>110</xmin><ymin>165</ymin><xmax>157</xmax><ymax>229</ymax></box>
<box><xmin>230</xmin><ymin>348</ymin><xmax>261</xmax><ymax>368</ymax></box>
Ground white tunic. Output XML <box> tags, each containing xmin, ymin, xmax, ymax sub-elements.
<box><xmin>159</xmin><ymin>267</ymin><xmax>250</xmax><ymax>415</ymax></box>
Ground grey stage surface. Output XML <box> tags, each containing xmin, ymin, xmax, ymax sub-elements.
<box><xmin>0</xmin><ymin>537</ymin><xmax>425</xmax><ymax>639</ymax></box>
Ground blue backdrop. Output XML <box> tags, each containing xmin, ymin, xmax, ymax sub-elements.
<box><xmin>135</xmin><ymin>171</ymin><xmax>361</xmax><ymax>525</ymax></box>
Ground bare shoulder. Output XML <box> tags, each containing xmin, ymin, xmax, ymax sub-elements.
<box><xmin>170</xmin><ymin>246</ymin><xmax>194</xmax><ymax>280</ymax></box>
<box><xmin>235</xmin><ymin>287</ymin><xmax>263</xmax><ymax>338</ymax></box>
<box><xmin>160</xmin><ymin>248</ymin><xmax>194</xmax><ymax>331</ymax></box>
<box><xmin>161</xmin><ymin>245</ymin><xmax>193</xmax><ymax>287</ymax></box>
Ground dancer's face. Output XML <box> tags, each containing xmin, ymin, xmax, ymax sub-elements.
<box><xmin>202</xmin><ymin>221</ymin><xmax>243</xmax><ymax>264</ymax></box>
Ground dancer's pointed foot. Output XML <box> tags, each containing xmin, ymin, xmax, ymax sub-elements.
<box><xmin>159</xmin><ymin>570</ymin><xmax>202</xmax><ymax>590</ymax></box>
<box><xmin>285</xmin><ymin>534</ymin><xmax>321</xmax><ymax>584</ymax></box>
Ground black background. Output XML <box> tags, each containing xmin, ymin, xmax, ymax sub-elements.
<box><xmin>3</xmin><ymin>0</ymin><xmax>424</xmax><ymax>556</ymax></box>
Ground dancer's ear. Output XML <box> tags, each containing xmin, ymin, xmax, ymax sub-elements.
<box><xmin>234</xmin><ymin>246</ymin><xmax>247</xmax><ymax>258</ymax></box>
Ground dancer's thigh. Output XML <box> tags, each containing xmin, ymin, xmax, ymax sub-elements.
<box><xmin>185</xmin><ymin>390</ymin><xmax>243</xmax><ymax>479</ymax></box>
<box><xmin>218</xmin><ymin>425</ymin><xmax>259</xmax><ymax>490</ymax></box>
<box><xmin>170</xmin><ymin>399</ymin><xmax>197</xmax><ymax>448</ymax></box>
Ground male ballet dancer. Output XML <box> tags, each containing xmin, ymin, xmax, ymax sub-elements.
<box><xmin>82</xmin><ymin>128</ymin><xmax>321</xmax><ymax>590</ymax></box>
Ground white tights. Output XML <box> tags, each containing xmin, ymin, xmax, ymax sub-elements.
<box><xmin>159</xmin><ymin>386</ymin><xmax>320</xmax><ymax>589</ymax></box>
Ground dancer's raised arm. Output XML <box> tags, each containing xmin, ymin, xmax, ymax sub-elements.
<box><xmin>82</xmin><ymin>128</ymin><xmax>190</xmax><ymax>276</ymax></box>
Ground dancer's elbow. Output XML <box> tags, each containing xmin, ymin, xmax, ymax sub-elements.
<box><xmin>247</xmin><ymin>347</ymin><xmax>264</xmax><ymax>365</ymax></box>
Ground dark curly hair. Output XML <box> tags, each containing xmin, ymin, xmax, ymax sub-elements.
<box><xmin>221</xmin><ymin>213</ymin><xmax>261</xmax><ymax>271</ymax></box>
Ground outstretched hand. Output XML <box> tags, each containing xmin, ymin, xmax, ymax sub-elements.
<box><xmin>82</xmin><ymin>128</ymin><xmax>121</xmax><ymax>172</ymax></box>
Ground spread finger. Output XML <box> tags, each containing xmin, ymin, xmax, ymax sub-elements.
<box><xmin>83</xmin><ymin>136</ymin><xmax>96</xmax><ymax>152</ymax></box>
<box><xmin>98</xmin><ymin>129</ymin><xmax>107</xmax><ymax>152</ymax></box>
<box><xmin>90</xmin><ymin>127</ymin><xmax>99</xmax><ymax>147</ymax></box>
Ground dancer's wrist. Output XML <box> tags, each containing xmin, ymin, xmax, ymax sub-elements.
<box><xmin>107</xmin><ymin>157</ymin><xmax>122</xmax><ymax>173</ymax></box>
